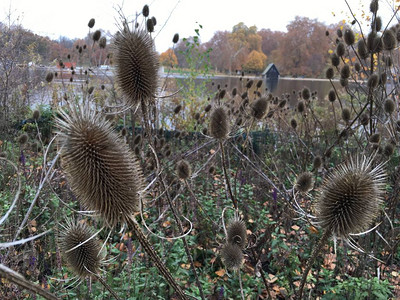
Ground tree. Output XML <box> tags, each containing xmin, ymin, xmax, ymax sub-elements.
<box><xmin>160</xmin><ymin>48</ymin><xmax>178</xmax><ymax>67</ymax></box>
<box><xmin>242</xmin><ymin>50</ymin><xmax>267</xmax><ymax>73</ymax></box>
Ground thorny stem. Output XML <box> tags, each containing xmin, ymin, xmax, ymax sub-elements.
<box><xmin>296</xmin><ymin>229</ymin><xmax>331</xmax><ymax>300</ymax></box>
<box><xmin>127</xmin><ymin>216</ymin><xmax>188</xmax><ymax>300</ymax></box>
<box><xmin>96</xmin><ymin>275</ymin><xmax>122</xmax><ymax>300</ymax></box>
<box><xmin>159</xmin><ymin>174</ymin><xmax>206</xmax><ymax>300</ymax></box>
<box><xmin>219</xmin><ymin>140</ymin><xmax>238</xmax><ymax>210</ymax></box>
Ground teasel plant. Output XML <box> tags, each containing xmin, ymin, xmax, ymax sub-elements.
<box><xmin>54</xmin><ymin>101</ymin><xmax>189</xmax><ymax>300</ymax></box>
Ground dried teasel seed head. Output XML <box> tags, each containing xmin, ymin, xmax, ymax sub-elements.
<box><xmin>134</xmin><ymin>134</ymin><xmax>142</xmax><ymax>145</ymax></box>
<box><xmin>328</xmin><ymin>90</ymin><xmax>336</xmax><ymax>102</ymax></box>
<box><xmin>18</xmin><ymin>133</ymin><xmax>28</xmax><ymax>145</ymax></box>
<box><xmin>88</xmin><ymin>18</ymin><xmax>95</xmax><ymax>28</ymax></box>
<box><xmin>326</xmin><ymin>67</ymin><xmax>334</xmax><ymax>79</ymax></box>
<box><xmin>45</xmin><ymin>72</ymin><xmax>54</xmax><ymax>83</ymax></box>
<box><xmin>251</xmin><ymin>97</ymin><xmax>269</xmax><ymax>120</ymax></box>
<box><xmin>295</xmin><ymin>171</ymin><xmax>314</xmax><ymax>193</ymax></box>
<box><xmin>121</xmin><ymin>127</ymin><xmax>127</xmax><ymax>136</ymax></box>
<box><xmin>208</xmin><ymin>166</ymin><xmax>215</xmax><ymax>175</ymax></box>
<box><xmin>172</xmin><ymin>33</ymin><xmax>179</xmax><ymax>44</ymax></box>
<box><xmin>383</xmin><ymin>143</ymin><xmax>394</xmax><ymax>157</ymax></box>
<box><xmin>354</xmin><ymin>62</ymin><xmax>361</xmax><ymax>72</ymax></box>
<box><xmin>384</xmin><ymin>98</ymin><xmax>395</xmax><ymax>114</ymax></box>
<box><xmin>357</xmin><ymin>39</ymin><xmax>369</xmax><ymax>59</ymax></box>
<box><xmin>55</xmin><ymin>104</ymin><xmax>144</xmax><ymax>227</ymax></box>
<box><xmin>340</xmin><ymin>77</ymin><xmax>348</xmax><ymax>87</ymax></box>
<box><xmin>88</xmin><ymin>86</ymin><xmax>94</xmax><ymax>95</ymax></box>
<box><xmin>194</xmin><ymin>112</ymin><xmax>200</xmax><ymax>120</ymax></box>
<box><xmin>336</xmin><ymin>42</ymin><xmax>346</xmax><ymax>57</ymax></box>
<box><xmin>210</xmin><ymin>107</ymin><xmax>229</xmax><ymax>139</ymax></box>
<box><xmin>360</xmin><ymin>113</ymin><xmax>369</xmax><ymax>126</ymax></box>
<box><xmin>99</xmin><ymin>37</ymin><xmax>107</xmax><ymax>49</ymax></box>
<box><xmin>374</xmin><ymin>16</ymin><xmax>382</xmax><ymax>31</ymax></box>
<box><xmin>219</xmin><ymin>89</ymin><xmax>226</xmax><ymax>99</ymax></box>
<box><xmin>331</xmin><ymin>53</ymin><xmax>340</xmax><ymax>67</ymax></box>
<box><xmin>226</xmin><ymin>220</ymin><xmax>247</xmax><ymax>249</ymax></box>
<box><xmin>337</xmin><ymin>29</ymin><xmax>343</xmax><ymax>38</ymax></box>
<box><xmin>344</xmin><ymin>29</ymin><xmax>355</xmax><ymax>45</ymax></box>
<box><xmin>59</xmin><ymin>220</ymin><xmax>102</xmax><ymax>278</ymax></box>
<box><xmin>92</xmin><ymin>30</ymin><xmax>101</xmax><ymax>42</ymax></box>
<box><xmin>367</xmin><ymin>73</ymin><xmax>379</xmax><ymax>89</ymax></box>
<box><xmin>205</xmin><ymin>104</ymin><xmax>212</xmax><ymax>112</ymax></box>
<box><xmin>380</xmin><ymin>72</ymin><xmax>387</xmax><ymax>85</ymax></box>
<box><xmin>151</xmin><ymin>16</ymin><xmax>157</xmax><ymax>26</ymax></box>
<box><xmin>297</xmin><ymin>101</ymin><xmax>305</xmax><ymax>113</ymax></box>
<box><xmin>340</xmin><ymin>64</ymin><xmax>350</xmax><ymax>79</ymax></box>
<box><xmin>290</xmin><ymin>118</ymin><xmax>297</xmax><ymax>129</ymax></box>
<box><xmin>313</xmin><ymin>156</ymin><xmax>322</xmax><ymax>170</ymax></box>
<box><xmin>246</xmin><ymin>80</ymin><xmax>253</xmax><ymax>89</ymax></box>
<box><xmin>221</xmin><ymin>243</ymin><xmax>243</xmax><ymax>271</ymax></box>
<box><xmin>370</xmin><ymin>133</ymin><xmax>381</xmax><ymax>143</ymax></box>
<box><xmin>383</xmin><ymin>30</ymin><xmax>397</xmax><ymax>50</ymax></box>
<box><xmin>315</xmin><ymin>155</ymin><xmax>386</xmax><ymax>237</ymax></box>
<box><xmin>341</xmin><ymin>107</ymin><xmax>351</xmax><ymax>122</ymax></box>
<box><xmin>370</xmin><ymin>0</ymin><xmax>379</xmax><ymax>13</ymax></box>
<box><xmin>146</xmin><ymin>18</ymin><xmax>154</xmax><ymax>33</ymax></box>
<box><xmin>113</xmin><ymin>29</ymin><xmax>158</xmax><ymax>107</ymax></box>
<box><xmin>302</xmin><ymin>88</ymin><xmax>311</xmax><ymax>100</ymax></box>
<box><xmin>232</xmin><ymin>87</ymin><xmax>237</xmax><ymax>97</ymax></box>
<box><xmin>256</xmin><ymin>80</ymin><xmax>263</xmax><ymax>88</ymax></box>
<box><xmin>142</xmin><ymin>4</ymin><xmax>149</xmax><ymax>17</ymax></box>
<box><xmin>174</xmin><ymin>104</ymin><xmax>182</xmax><ymax>114</ymax></box>
<box><xmin>176</xmin><ymin>160</ymin><xmax>191</xmax><ymax>180</ymax></box>
<box><xmin>32</xmin><ymin>110</ymin><xmax>40</xmax><ymax>120</ymax></box>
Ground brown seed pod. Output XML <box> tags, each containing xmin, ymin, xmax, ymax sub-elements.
<box><xmin>226</xmin><ymin>220</ymin><xmax>247</xmax><ymax>249</ymax></box>
<box><xmin>326</xmin><ymin>67</ymin><xmax>334</xmax><ymax>79</ymax></box>
<box><xmin>383</xmin><ymin>143</ymin><xmax>394</xmax><ymax>157</ymax></box>
<box><xmin>45</xmin><ymin>72</ymin><xmax>54</xmax><ymax>83</ymax></box>
<box><xmin>113</xmin><ymin>29</ymin><xmax>158</xmax><ymax>107</ymax></box>
<box><xmin>142</xmin><ymin>4</ymin><xmax>149</xmax><ymax>17</ymax></box>
<box><xmin>328</xmin><ymin>90</ymin><xmax>336</xmax><ymax>102</ymax></box>
<box><xmin>88</xmin><ymin>86</ymin><xmax>94</xmax><ymax>95</ymax></box>
<box><xmin>344</xmin><ymin>29</ymin><xmax>355</xmax><ymax>45</ymax></box>
<box><xmin>313</xmin><ymin>156</ymin><xmax>322</xmax><ymax>170</ymax></box>
<box><xmin>92</xmin><ymin>30</ymin><xmax>101</xmax><ymax>42</ymax></box>
<box><xmin>302</xmin><ymin>88</ymin><xmax>311</xmax><ymax>100</ymax></box>
<box><xmin>32</xmin><ymin>110</ymin><xmax>41</xmax><ymax>120</ymax></box>
<box><xmin>384</xmin><ymin>98</ymin><xmax>395</xmax><ymax>114</ymax></box>
<box><xmin>341</xmin><ymin>107</ymin><xmax>351</xmax><ymax>122</ymax></box>
<box><xmin>367</xmin><ymin>73</ymin><xmax>379</xmax><ymax>89</ymax></box>
<box><xmin>99</xmin><ymin>37</ymin><xmax>107</xmax><ymax>49</ymax></box>
<box><xmin>251</xmin><ymin>97</ymin><xmax>269</xmax><ymax>120</ymax></box>
<box><xmin>360</xmin><ymin>113</ymin><xmax>369</xmax><ymax>126</ymax></box>
<box><xmin>331</xmin><ymin>53</ymin><xmax>340</xmax><ymax>67</ymax></box>
<box><xmin>290</xmin><ymin>118</ymin><xmax>297</xmax><ymax>129</ymax></box>
<box><xmin>374</xmin><ymin>16</ymin><xmax>382</xmax><ymax>31</ymax></box>
<box><xmin>383</xmin><ymin>30</ymin><xmax>397</xmax><ymax>51</ymax></box>
<box><xmin>18</xmin><ymin>133</ymin><xmax>28</xmax><ymax>145</ymax></box>
<box><xmin>370</xmin><ymin>0</ymin><xmax>378</xmax><ymax>13</ymax></box>
<box><xmin>315</xmin><ymin>155</ymin><xmax>386</xmax><ymax>237</ymax></box>
<box><xmin>354</xmin><ymin>62</ymin><xmax>361</xmax><ymax>72</ymax></box>
<box><xmin>295</xmin><ymin>171</ymin><xmax>314</xmax><ymax>193</ymax></box>
<box><xmin>176</xmin><ymin>160</ymin><xmax>191</xmax><ymax>180</ymax></box>
<box><xmin>336</xmin><ymin>42</ymin><xmax>346</xmax><ymax>57</ymax></box>
<box><xmin>134</xmin><ymin>134</ymin><xmax>142</xmax><ymax>145</ymax></box>
<box><xmin>174</xmin><ymin>104</ymin><xmax>182</xmax><ymax>114</ymax></box>
<box><xmin>357</xmin><ymin>39</ymin><xmax>369</xmax><ymax>59</ymax></box>
<box><xmin>340</xmin><ymin>64</ymin><xmax>350</xmax><ymax>79</ymax></box>
<box><xmin>370</xmin><ymin>133</ymin><xmax>381</xmax><ymax>143</ymax></box>
<box><xmin>210</xmin><ymin>107</ymin><xmax>229</xmax><ymax>139</ymax></box>
<box><xmin>220</xmin><ymin>243</ymin><xmax>243</xmax><ymax>271</ymax></box>
<box><xmin>297</xmin><ymin>101</ymin><xmax>305</xmax><ymax>113</ymax></box>
<box><xmin>59</xmin><ymin>220</ymin><xmax>102</xmax><ymax>278</ymax></box>
<box><xmin>340</xmin><ymin>77</ymin><xmax>348</xmax><ymax>87</ymax></box>
<box><xmin>337</xmin><ymin>29</ymin><xmax>343</xmax><ymax>38</ymax></box>
<box><xmin>121</xmin><ymin>127</ymin><xmax>127</xmax><ymax>136</ymax></box>
<box><xmin>88</xmin><ymin>18</ymin><xmax>95</xmax><ymax>28</ymax></box>
<box><xmin>146</xmin><ymin>18</ymin><xmax>154</xmax><ymax>33</ymax></box>
<box><xmin>172</xmin><ymin>33</ymin><xmax>179</xmax><ymax>44</ymax></box>
<box><xmin>55</xmin><ymin>104</ymin><xmax>144</xmax><ymax>227</ymax></box>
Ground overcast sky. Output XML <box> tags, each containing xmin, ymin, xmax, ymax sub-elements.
<box><xmin>1</xmin><ymin>0</ymin><xmax>399</xmax><ymax>53</ymax></box>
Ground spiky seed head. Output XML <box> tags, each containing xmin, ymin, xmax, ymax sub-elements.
<box><xmin>221</xmin><ymin>243</ymin><xmax>243</xmax><ymax>271</ymax></box>
<box><xmin>142</xmin><ymin>4</ymin><xmax>149</xmax><ymax>17</ymax></box>
<box><xmin>295</xmin><ymin>172</ymin><xmax>314</xmax><ymax>193</ymax></box>
<box><xmin>174</xmin><ymin>104</ymin><xmax>182</xmax><ymax>114</ymax></box>
<box><xmin>172</xmin><ymin>33</ymin><xmax>179</xmax><ymax>44</ymax></box>
<box><xmin>328</xmin><ymin>90</ymin><xmax>336</xmax><ymax>102</ymax></box>
<box><xmin>251</xmin><ymin>97</ymin><xmax>269</xmax><ymax>120</ymax></box>
<box><xmin>176</xmin><ymin>160</ymin><xmax>191</xmax><ymax>180</ymax></box>
<box><xmin>99</xmin><ymin>37</ymin><xmax>107</xmax><ymax>49</ymax></box>
<box><xmin>232</xmin><ymin>87</ymin><xmax>237</xmax><ymax>97</ymax></box>
<box><xmin>326</xmin><ymin>67</ymin><xmax>334</xmax><ymax>79</ymax></box>
<box><xmin>357</xmin><ymin>39</ymin><xmax>369</xmax><ymax>59</ymax></box>
<box><xmin>55</xmin><ymin>104</ymin><xmax>144</xmax><ymax>227</ymax></box>
<box><xmin>360</xmin><ymin>113</ymin><xmax>369</xmax><ymax>126</ymax></box>
<box><xmin>344</xmin><ymin>29</ymin><xmax>355</xmax><ymax>45</ymax></box>
<box><xmin>302</xmin><ymin>88</ymin><xmax>311</xmax><ymax>100</ymax></box>
<box><xmin>313</xmin><ymin>156</ymin><xmax>322</xmax><ymax>170</ymax></box>
<box><xmin>209</xmin><ymin>166</ymin><xmax>215</xmax><ymax>175</ymax></box>
<box><xmin>370</xmin><ymin>0</ymin><xmax>378</xmax><ymax>13</ymax></box>
<box><xmin>278</xmin><ymin>99</ymin><xmax>287</xmax><ymax>108</ymax></box>
<box><xmin>194</xmin><ymin>112</ymin><xmax>200</xmax><ymax>120</ymax></box>
<box><xmin>205</xmin><ymin>104</ymin><xmax>212</xmax><ymax>112</ymax></box>
<box><xmin>331</xmin><ymin>54</ymin><xmax>340</xmax><ymax>67</ymax></box>
<box><xmin>375</xmin><ymin>16</ymin><xmax>382</xmax><ymax>31</ymax></box>
<box><xmin>384</xmin><ymin>98</ymin><xmax>395</xmax><ymax>114</ymax></box>
<box><xmin>383</xmin><ymin>144</ymin><xmax>394</xmax><ymax>157</ymax></box>
<box><xmin>297</xmin><ymin>101</ymin><xmax>305</xmax><ymax>113</ymax></box>
<box><xmin>367</xmin><ymin>73</ymin><xmax>379</xmax><ymax>89</ymax></box>
<box><xmin>113</xmin><ymin>29</ymin><xmax>158</xmax><ymax>107</ymax></box>
<box><xmin>336</xmin><ymin>42</ymin><xmax>346</xmax><ymax>57</ymax></box>
<box><xmin>210</xmin><ymin>107</ymin><xmax>229</xmax><ymax>139</ymax></box>
<box><xmin>354</xmin><ymin>62</ymin><xmax>361</xmax><ymax>72</ymax></box>
<box><xmin>227</xmin><ymin>220</ymin><xmax>247</xmax><ymax>249</ymax></box>
<box><xmin>315</xmin><ymin>155</ymin><xmax>386</xmax><ymax>237</ymax></box>
<box><xmin>121</xmin><ymin>127</ymin><xmax>127</xmax><ymax>136</ymax></box>
<box><xmin>383</xmin><ymin>30</ymin><xmax>397</xmax><ymax>50</ymax></box>
<box><xmin>32</xmin><ymin>110</ymin><xmax>40</xmax><ymax>120</ymax></box>
<box><xmin>219</xmin><ymin>89</ymin><xmax>226</xmax><ymax>99</ymax></box>
<box><xmin>290</xmin><ymin>118</ymin><xmax>297</xmax><ymax>129</ymax></box>
<box><xmin>59</xmin><ymin>220</ymin><xmax>102</xmax><ymax>278</ymax></box>
<box><xmin>0</xmin><ymin>151</ymin><xmax>6</xmax><ymax>158</ymax></box>
<box><xmin>342</xmin><ymin>108</ymin><xmax>351</xmax><ymax>122</ymax></box>
<box><xmin>380</xmin><ymin>72</ymin><xmax>387</xmax><ymax>85</ymax></box>
<box><xmin>134</xmin><ymin>134</ymin><xmax>142</xmax><ymax>145</ymax></box>
<box><xmin>18</xmin><ymin>133</ymin><xmax>28</xmax><ymax>145</ymax></box>
<box><xmin>256</xmin><ymin>80</ymin><xmax>263</xmax><ymax>88</ymax></box>
<box><xmin>370</xmin><ymin>133</ymin><xmax>381</xmax><ymax>143</ymax></box>
<box><xmin>88</xmin><ymin>18</ymin><xmax>95</xmax><ymax>28</ymax></box>
<box><xmin>151</xmin><ymin>16</ymin><xmax>157</xmax><ymax>26</ymax></box>
<box><xmin>246</xmin><ymin>80</ymin><xmax>253</xmax><ymax>89</ymax></box>
<box><xmin>45</xmin><ymin>72</ymin><xmax>54</xmax><ymax>83</ymax></box>
<box><xmin>337</xmin><ymin>29</ymin><xmax>343</xmax><ymax>38</ymax></box>
<box><xmin>146</xmin><ymin>19</ymin><xmax>154</xmax><ymax>33</ymax></box>
<box><xmin>88</xmin><ymin>86</ymin><xmax>94</xmax><ymax>95</ymax></box>
<box><xmin>92</xmin><ymin>30</ymin><xmax>101</xmax><ymax>42</ymax></box>
<box><xmin>241</xmin><ymin>91</ymin><xmax>248</xmax><ymax>99</ymax></box>
<box><xmin>340</xmin><ymin>64</ymin><xmax>350</xmax><ymax>79</ymax></box>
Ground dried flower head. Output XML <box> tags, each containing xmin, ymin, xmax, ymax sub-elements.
<box><xmin>290</xmin><ymin>118</ymin><xmax>297</xmax><ymax>129</ymax></box>
<box><xmin>315</xmin><ymin>155</ymin><xmax>386</xmax><ymax>237</ymax></box>
<box><xmin>18</xmin><ymin>133</ymin><xmax>28</xmax><ymax>145</ymax></box>
<box><xmin>384</xmin><ymin>98</ymin><xmax>395</xmax><ymax>114</ymax></box>
<box><xmin>336</xmin><ymin>42</ymin><xmax>346</xmax><ymax>57</ymax></box>
<box><xmin>340</xmin><ymin>64</ymin><xmax>350</xmax><ymax>79</ymax></box>
<box><xmin>383</xmin><ymin>30</ymin><xmax>397</xmax><ymax>51</ymax></box>
<box><xmin>32</xmin><ymin>110</ymin><xmax>41</xmax><ymax>120</ymax></box>
<box><xmin>210</xmin><ymin>107</ymin><xmax>229</xmax><ymax>139</ymax></box>
<box><xmin>226</xmin><ymin>220</ymin><xmax>247</xmax><ymax>249</ymax></box>
<box><xmin>142</xmin><ymin>4</ymin><xmax>149</xmax><ymax>17</ymax></box>
<box><xmin>331</xmin><ymin>53</ymin><xmax>340</xmax><ymax>67</ymax></box>
<box><xmin>45</xmin><ymin>72</ymin><xmax>54</xmax><ymax>83</ymax></box>
<box><xmin>92</xmin><ymin>30</ymin><xmax>101</xmax><ymax>42</ymax></box>
<box><xmin>342</xmin><ymin>108</ymin><xmax>351</xmax><ymax>122</ymax></box>
<box><xmin>55</xmin><ymin>104</ymin><xmax>144</xmax><ymax>227</ymax></box>
<box><xmin>295</xmin><ymin>172</ymin><xmax>314</xmax><ymax>193</ymax></box>
<box><xmin>313</xmin><ymin>156</ymin><xmax>322</xmax><ymax>170</ymax></box>
<box><xmin>302</xmin><ymin>88</ymin><xmax>311</xmax><ymax>100</ymax></box>
<box><xmin>328</xmin><ymin>90</ymin><xmax>336</xmax><ymax>102</ymax></box>
<box><xmin>59</xmin><ymin>220</ymin><xmax>102</xmax><ymax>278</ymax></box>
<box><xmin>172</xmin><ymin>33</ymin><xmax>179</xmax><ymax>44</ymax></box>
<box><xmin>344</xmin><ymin>29</ymin><xmax>355</xmax><ymax>45</ymax></box>
<box><xmin>297</xmin><ymin>101</ymin><xmax>305</xmax><ymax>113</ymax></box>
<box><xmin>176</xmin><ymin>160</ymin><xmax>191</xmax><ymax>180</ymax></box>
<box><xmin>221</xmin><ymin>243</ymin><xmax>243</xmax><ymax>271</ymax></box>
<box><xmin>360</xmin><ymin>113</ymin><xmax>369</xmax><ymax>126</ymax></box>
<box><xmin>370</xmin><ymin>133</ymin><xmax>381</xmax><ymax>144</ymax></box>
<box><xmin>326</xmin><ymin>67</ymin><xmax>334</xmax><ymax>79</ymax></box>
<box><xmin>357</xmin><ymin>39</ymin><xmax>369</xmax><ymax>59</ymax></box>
<box><xmin>99</xmin><ymin>36</ymin><xmax>107</xmax><ymax>49</ymax></box>
<box><xmin>251</xmin><ymin>97</ymin><xmax>269</xmax><ymax>120</ymax></box>
<box><xmin>383</xmin><ymin>144</ymin><xmax>394</xmax><ymax>157</ymax></box>
<box><xmin>88</xmin><ymin>18</ymin><xmax>95</xmax><ymax>28</ymax></box>
<box><xmin>113</xmin><ymin>28</ymin><xmax>158</xmax><ymax>107</ymax></box>
<box><xmin>367</xmin><ymin>73</ymin><xmax>379</xmax><ymax>89</ymax></box>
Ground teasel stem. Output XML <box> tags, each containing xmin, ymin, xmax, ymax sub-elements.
<box><xmin>296</xmin><ymin>229</ymin><xmax>331</xmax><ymax>300</ymax></box>
<box><xmin>127</xmin><ymin>215</ymin><xmax>188</xmax><ymax>300</ymax></box>
<box><xmin>238</xmin><ymin>269</ymin><xmax>245</xmax><ymax>300</ymax></box>
<box><xmin>0</xmin><ymin>264</ymin><xmax>58</xmax><ymax>300</ymax></box>
<box><xmin>250</xmin><ymin>247</ymin><xmax>272</xmax><ymax>300</ymax></box>
<box><xmin>96</xmin><ymin>274</ymin><xmax>122</xmax><ymax>300</ymax></box>
<box><xmin>219</xmin><ymin>141</ymin><xmax>238</xmax><ymax>210</ymax></box>
<box><xmin>159</xmin><ymin>174</ymin><xmax>206</xmax><ymax>300</ymax></box>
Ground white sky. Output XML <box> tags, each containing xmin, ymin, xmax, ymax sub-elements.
<box><xmin>1</xmin><ymin>0</ymin><xmax>399</xmax><ymax>53</ymax></box>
